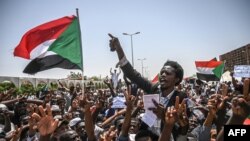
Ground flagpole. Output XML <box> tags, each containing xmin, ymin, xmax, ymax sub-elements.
<box><xmin>220</xmin><ymin>60</ymin><xmax>226</xmax><ymax>82</ymax></box>
<box><xmin>76</xmin><ymin>8</ymin><xmax>84</xmax><ymax>94</ymax></box>
<box><xmin>215</xmin><ymin>60</ymin><xmax>226</xmax><ymax>94</ymax></box>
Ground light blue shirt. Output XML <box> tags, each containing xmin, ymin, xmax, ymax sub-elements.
<box><xmin>159</xmin><ymin>89</ymin><xmax>175</xmax><ymax>107</ymax></box>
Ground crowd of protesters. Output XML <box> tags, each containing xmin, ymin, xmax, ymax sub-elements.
<box><xmin>0</xmin><ymin>34</ymin><xmax>249</xmax><ymax>141</ymax></box>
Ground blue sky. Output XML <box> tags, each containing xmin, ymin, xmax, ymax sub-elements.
<box><xmin>0</xmin><ymin>0</ymin><xmax>250</xmax><ymax>79</ymax></box>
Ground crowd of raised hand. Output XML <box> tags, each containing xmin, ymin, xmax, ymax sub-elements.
<box><xmin>0</xmin><ymin>34</ymin><xmax>249</xmax><ymax>141</ymax></box>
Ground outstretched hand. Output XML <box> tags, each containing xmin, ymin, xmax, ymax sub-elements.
<box><xmin>243</xmin><ymin>78</ymin><xmax>250</xmax><ymax>101</ymax></box>
<box><xmin>174</xmin><ymin>96</ymin><xmax>188</xmax><ymax>126</ymax></box>
<box><xmin>148</xmin><ymin>99</ymin><xmax>165</xmax><ymax>121</ymax></box>
<box><xmin>108</xmin><ymin>33</ymin><xmax>121</xmax><ymax>52</ymax></box>
<box><xmin>32</xmin><ymin>104</ymin><xmax>59</xmax><ymax>136</ymax></box>
<box><xmin>124</xmin><ymin>85</ymin><xmax>136</xmax><ymax>110</ymax></box>
<box><xmin>165</xmin><ymin>106</ymin><xmax>177</xmax><ymax>126</ymax></box>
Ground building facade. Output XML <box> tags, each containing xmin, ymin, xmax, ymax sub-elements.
<box><xmin>219</xmin><ymin>44</ymin><xmax>250</xmax><ymax>71</ymax></box>
<box><xmin>0</xmin><ymin>76</ymin><xmax>105</xmax><ymax>89</ymax></box>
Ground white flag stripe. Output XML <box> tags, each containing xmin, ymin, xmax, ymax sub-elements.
<box><xmin>196</xmin><ymin>67</ymin><xmax>214</xmax><ymax>74</ymax></box>
<box><xmin>37</xmin><ymin>51</ymin><xmax>57</xmax><ymax>58</ymax></box>
<box><xmin>30</xmin><ymin>39</ymin><xmax>56</xmax><ymax>59</ymax></box>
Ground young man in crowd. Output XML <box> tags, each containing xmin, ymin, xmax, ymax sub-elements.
<box><xmin>108</xmin><ymin>34</ymin><xmax>188</xmax><ymax>140</ymax></box>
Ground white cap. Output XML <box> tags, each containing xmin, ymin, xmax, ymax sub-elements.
<box><xmin>69</xmin><ymin>117</ymin><xmax>81</xmax><ymax>127</ymax></box>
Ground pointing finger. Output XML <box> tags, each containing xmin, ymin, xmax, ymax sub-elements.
<box><xmin>152</xmin><ymin>99</ymin><xmax>159</xmax><ymax>107</ymax></box>
<box><xmin>108</xmin><ymin>33</ymin><xmax>115</xmax><ymax>39</ymax></box>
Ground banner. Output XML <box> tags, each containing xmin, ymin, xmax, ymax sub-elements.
<box><xmin>234</xmin><ymin>65</ymin><xmax>250</xmax><ymax>78</ymax></box>
<box><xmin>111</xmin><ymin>97</ymin><xmax>126</xmax><ymax>109</ymax></box>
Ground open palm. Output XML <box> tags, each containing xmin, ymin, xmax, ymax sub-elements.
<box><xmin>32</xmin><ymin>104</ymin><xmax>59</xmax><ymax>136</ymax></box>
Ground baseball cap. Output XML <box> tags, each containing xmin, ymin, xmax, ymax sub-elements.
<box><xmin>51</xmin><ymin>105</ymin><xmax>61</xmax><ymax>112</ymax></box>
<box><xmin>69</xmin><ymin>117</ymin><xmax>81</xmax><ymax>127</ymax></box>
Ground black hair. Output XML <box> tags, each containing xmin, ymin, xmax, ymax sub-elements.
<box><xmin>59</xmin><ymin>130</ymin><xmax>79</xmax><ymax>141</ymax></box>
<box><xmin>114</xmin><ymin>116</ymin><xmax>124</xmax><ymax>131</ymax></box>
<box><xmin>163</xmin><ymin>60</ymin><xmax>184</xmax><ymax>86</ymax></box>
<box><xmin>135</xmin><ymin>130</ymin><xmax>158</xmax><ymax>141</ymax></box>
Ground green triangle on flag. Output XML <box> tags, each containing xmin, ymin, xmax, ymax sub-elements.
<box><xmin>48</xmin><ymin>18</ymin><xmax>82</xmax><ymax>70</ymax></box>
<box><xmin>212</xmin><ymin>62</ymin><xmax>224</xmax><ymax>79</ymax></box>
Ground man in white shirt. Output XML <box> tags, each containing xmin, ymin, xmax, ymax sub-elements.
<box><xmin>110</xmin><ymin>68</ymin><xmax>121</xmax><ymax>90</ymax></box>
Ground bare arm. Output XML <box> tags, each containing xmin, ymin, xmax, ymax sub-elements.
<box><xmin>100</xmin><ymin>109</ymin><xmax>126</xmax><ymax>128</ymax></box>
<box><xmin>103</xmin><ymin>78</ymin><xmax>116</xmax><ymax>97</ymax></box>
<box><xmin>158</xmin><ymin>107</ymin><xmax>177</xmax><ymax>141</ymax></box>
<box><xmin>84</xmin><ymin>103</ymin><xmax>96</xmax><ymax>141</ymax></box>
<box><xmin>110</xmin><ymin>68</ymin><xmax>112</xmax><ymax>75</ymax></box>
<box><xmin>120</xmin><ymin>87</ymin><xmax>135</xmax><ymax>137</ymax></box>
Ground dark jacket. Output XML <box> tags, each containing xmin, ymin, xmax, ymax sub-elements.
<box><xmin>121</xmin><ymin>62</ymin><xmax>188</xmax><ymax>140</ymax></box>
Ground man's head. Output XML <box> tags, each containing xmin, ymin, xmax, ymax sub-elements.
<box><xmin>51</xmin><ymin>105</ymin><xmax>61</xmax><ymax>116</ymax></box>
<box><xmin>159</xmin><ymin>60</ymin><xmax>184</xmax><ymax>89</ymax></box>
<box><xmin>59</xmin><ymin>130</ymin><xmax>81</xmax><ymax>141</ymax></box>
<box><xmin>57</xmin><ymin>97</ymin><xmax>66</xmax><ymax>110</ymax></box>
<box><xmin>75</xmin><ymin>122</ymin><xmax>87</xmax><ymax>141</ymax></box>
<box><xmin>129</xmin><ymin>118</ymin><xmax>140</xmax><ymax>134</ymax></box>
<box><xmin>135</xmin><ymin>130</ymin><xmax>158</xmax><ymax>141</ymax></box>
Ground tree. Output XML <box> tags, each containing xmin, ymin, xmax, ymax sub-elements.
<box><xmin>20</xmin><ymin>81</ymin><xmax>35</xmax><ymax>96</ymax></box>
<box><xmin>0</xmin><ymin>81</ymin><xmax>16</xmax><ymax>93</ymax></box>
<box><xmin>90</xmin><ymin>76</ymin><xmax>100</xmax><ymax>81</ymax></box>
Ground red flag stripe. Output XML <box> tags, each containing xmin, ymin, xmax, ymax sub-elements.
<box><xmin>14</xmin><ymin>16</ymin><xmax>75</xmax><ymax>59</ymax></box>
<box><xmin>195</xmin><ymin>61</ymin><xmax>222</xmax><ymax>68</ymax></box>
<box><xmin>152</xmin><ymin>74</ymin><xmax>159</xmax><ymax>83</ymax></box>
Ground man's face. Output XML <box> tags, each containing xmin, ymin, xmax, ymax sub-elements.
<box><xmin>59</xmin><ymin>130</ymin><xmax>81</xmax><ymax>141</ymax></box>
<box><xmin>58</xmin><ymin>100</ymin><xmax>66</xmax><ymax>110</ymax></box>
<box><xmin>45</xmin><ymin>94</ymin><xmax>51</xmax><ymax>102</ymax></box>
<box><xmin>54</xmin><ymin>124</ymin><xmax>69</xmax><ymax>138</ymax></box>
<box><xmin>210</xmin><ymin>129</ymin><xmax>217</xmax><ymax>141</ymax></box>
<box><xmin>129</xmin><ymin>121</ymin><xmax>139</xmax><ymax>134</ymax></box>
<box><xmin>159</xmin><ymin>66</ymin><xmax>178</xmax><ymax>89</ymax></box>
<box><xmin>76</xmin><ymin>124</ymin><xmax>87</xmax><ymax>140</ymax></box>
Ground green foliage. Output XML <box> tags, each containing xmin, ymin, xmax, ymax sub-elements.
<box><xmin>0</xmin><ymin>81</ymin><xmax>16</xmax><ymax>93</ymax></box>
<box><xmin>50</xmin><ymin>82</ymin><xmax>58</xmax><ymax>91</ymax></box>
<box><xmin>90</xmin><ymin>76</ymin><xmax>101</xmax><ymax>81</ymax></box>
<box><xmin>36</xmin><ymin>83</ymin><xmax>47</xmax><ymax>92</ymax></box>
<box><xmin>20</xmin><ymin>83</ymin><xmax>35</xmax><ymax>95</ymax></box>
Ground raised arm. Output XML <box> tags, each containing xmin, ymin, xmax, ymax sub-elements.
<box><xmin>118</xmin><ymin>67</ymin><xmax>121</xmax><ymax>75</ymax></box>
<box><xmin>119</xmin><ymin>87</ymin><xmax>135</xmax><ymax>138</ymax></box>
<box><xmin>108</xmin><ymin>34</ymin><xmax>154</xmax><ymax>93</ymax></box>
<box><xmin>110</xmin><ymin>68</ymin><xmax>113</xmax><ymax>75</ymax></box>
<box><xmin>158</xmin><ymin>106</ymin><xmax>177</xmax><ymax>141</ymax></box>
<box><xmin>108</xmin><ymin>33</ymin><xmax>126</xmax><ymax>61</ymax></box>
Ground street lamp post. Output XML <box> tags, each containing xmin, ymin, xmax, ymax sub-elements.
<box><xmin>144</xmin><ymin>66</ymin><xmax>148</xmax><ymax>79</ymax></box>
<box><xmin>138</xmin><ymin>58</ymin><xmax>146</xmax><ymax>77</ymax></box>
<box><xmin>123</xmin><ymin>32</ymin><xmax>140</xmax><ymax>67</ymax></box>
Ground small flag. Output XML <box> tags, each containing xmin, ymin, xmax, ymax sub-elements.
<box><xmin>152</xmin><ymin>74</ymin><xmax>159</xmax><ymax>83</ymax></box>
<box><xmin>243</xmin><ymin>114</ymin><xmax>250</xmax><ymax>125</ymax></box>
<box><xmin>195</xmin><ymin>60</ymin><xmax>224</xmax><ymax>81</ymax></box>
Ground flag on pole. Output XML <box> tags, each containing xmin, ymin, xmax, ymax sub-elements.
<box><xmin>152</xmin><ymin>74</ymin><xmax>159</xmax><ymax>83</ymax></box>
<box><xmin>244</xmin><ymin>114</ymin><xmax>250</xmax><ymax>125</ymax></box>
<box><xmin>210</xmin><ymin>57</ymin><xmax>217</xmax><ymax>61</ymax></box>
<box><xmin>14</xmin><ymin>15</ymin><xmax>83</xmax><ymax>74</ymax></box>
<box><xmin>195</xmin><ymin>60</ymin><xmax>224</xmax><ymax>81</ymax></box>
